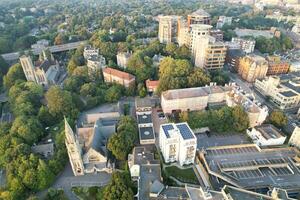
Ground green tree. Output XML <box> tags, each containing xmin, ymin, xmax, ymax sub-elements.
<box><xmin>268</xmin><ymin>110</ymin><xmax>288</xmax><ymax>128</ymax></box>
<box><xmin>3</xmin><ymin>63</ymin><xmax>26</xmax><ymax>89</ymax></box>
<box><xmin>232</xmin><ymin>106</ymin><xmax>249</xmax><ymax>132</ymax></box>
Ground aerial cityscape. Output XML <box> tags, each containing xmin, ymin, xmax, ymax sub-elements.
<box><xmin>0</xmin><ymin>0</ymin><xmax>300</xmax><ymax>199</ymax></box>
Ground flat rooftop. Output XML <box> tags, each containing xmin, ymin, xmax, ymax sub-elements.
<box><xmin>256</xmin><ymin>124</ymin><xmax>285</xmax><ymax>140</ymax></box>
<box><xmin>200</xmin><ymin>144</ymin><xmax>300</xmax><ymax>191</ymax></box>
<box><xmin>137</xmin><ymin>113</ymin><xmax>152</xmax><ymax>124</ymax></box>
<box><xmin>139</xmin><ymin>126</ymin><xmax>155</xmax><ymax>141</ymax></box>
<box><xmin>161</xmin><ymin>123</ymin><xmax>195</xmax><ymax>140</ymax></box>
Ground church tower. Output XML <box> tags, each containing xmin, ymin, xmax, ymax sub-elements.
<box><xmin>64</xmin><ymin>118</ymin><xmax>85</xmax><ymax>176</ymax></box>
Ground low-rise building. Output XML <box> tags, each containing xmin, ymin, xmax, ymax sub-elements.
<box><xmin>237</xmin><ymin>54</ymin><xmax>268</xmax><ymax>83</ymax></box>
<box><xmin>161</xmin><ymin>83</ymin><xmax>233</xmax><ymax>114</ymax></box>
<box><xmin>254</xmin><ymin>73</ymin><xmax>300</xmax><ymax>109</ymax></box>
<box><xmin>266</xmin><ymin>56</ymin><xmax>289</xmax><ymax>76</ymax></box>
<box><xmin>31</xmin><ymin>142</ymin><xmax>54</xmax><ymax>158</ymax></box>
<box><xmin>135</xmin><ymin>98</ymin><xmax>155</xmax><ymax>145</ymax></box>
<box><xmin>289</xmin><ymin>123</ymin><xmax>300</xmax><ymax>149</ymax></box>
<box><xmin>247</xmin><ymin>124</ymin><xmax>286</xmax><ymax>146</ymax></box>
<box><xmin>145</xmin><ymin>79</ymin><xmax>159</xmax><ymax>93</ymax></box>
<box><xmin>117</xmin><ymin>52</ymin><xmax>132</xmax><ymax>69</ymax></box>
<box><xmin>231</xmin><ymin>37</ymin><xmax>255</xmax><ymax>54</ymax></box>
<box><xmin>159</xmin><ymin>122</ymin><xmax>197</xmax><ymax>166</ymax></box>
<box><xmin>210</xmin><ymin>29</ymin><xmax>224</xmax><ymax>41</ymax></box>
<box><xmin>234</xmin><ymin>28</ymin><xmax>274</xmax><ymax>39</ymax></box>
<box><xmin>103</xmin><ymin>67</ymin><xmax>135</xmax><ymax>88</ymax></box>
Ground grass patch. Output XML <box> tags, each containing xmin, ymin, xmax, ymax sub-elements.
<box><xmin>164</xmin><ymin>166</ymin><xmax>199</xmax><ymax>185</ymax></box>
<box><xmin>72</xmin><ymin>187</ymin><xmax>104</xmax><ymax>200</ymax></box>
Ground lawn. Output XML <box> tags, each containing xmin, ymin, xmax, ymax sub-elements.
<box><xmin>164</xmin><ymin>166</ymin><xmax>199</xmax><ymax>185</ymax></box>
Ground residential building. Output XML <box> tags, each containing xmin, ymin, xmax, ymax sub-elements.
<box><xmin>226</xmin><ymin>49</ymin><xmax>245</xmax><ymax>72</ymax></box>
<box><xmin>231</xmin><ymin>37</ymin><xmax>255</xmax><ymax>54</ymax></box>
<box><xmin>266</xmin><ymin>56</ymin><xmax>289</xmax><ymax>75</ymax></box>
<box><xmin>83</xmin><ymin>45</ymin><xmax>99</xmax><ymax>59</ymax></box>
<box><xmin>103</xmin><ymin>67</ymin><xmax>135</xmax><ymax>88</ymax></box>
<box><xmin>159</xmin><ymin>122</ymin><xmax>197</xmax><ymax>166</ymax></box>
<box><xmin>135</xmin><ymin>98</ymin><xmax>155</xmax><ymax>145</ymax></box>
<box><xmin>234</xmin><ymin>28</ymin><xmax>274</xmax><ymax>38</ymax></box>
<box><xmin>161</xmin><ymin>83</ymin><xmax>232</xmax><ymax>114</ymax></box>
<box><xmin>31</xmin><ymin>39</ymin><xmax>49</xmax><ymax>49</ymax></box>
<box><xmin>289</xmin><ymin>123</ymin><xmax>300</xmax><ymax>149</ymax></box>
<box><xmin>247</xmin><ymin>124</ymin><xmax>286</xmax><ymax>146</ymax></box>
<box><xmin>116</xmin><ymin>52</ymin><xmax>132</xmax><ymax>69</ymax></box>
<box><xmin>158</xmin><ymin>15</ymin><xmax>180</xmax><ymax>44</ymax></box>
<box><xmin>216</xmin><ymin>16</ymin><xmax>232</xmax><ymax>29</ymax></box>
<box><xmin>177</xmin><ymin>18</ymin><xmax>190</xmax><ymax>46</ymax></box>
<box><xmin>87</xmin><ymin>55</ymin><xmax>106</xmax><ymax>77</ymax></box>
<box><xmin>254</xmin><ymin>73</ymin><xmax>300</xmax><ymax>109</ymax></box>
<box><xmin>20</xmin><ymin>50</ymin><xmax>63</xmax><ymax>87</ymax></box>
<box><xmin>210</xmin><ymin>29</ymin><xmax>224</xmax><ymax>41</ymax></box>
<box><xmin>145</xmin><ymin>79</ymin><xmax>159</xmax><ymax>93</ymax></box>
<box><xmin>237</xmin><ymin>54</ymin><xmax>268</xmax><ymax>82</ymax></box>
<box><xmin>187</xmin><ymin>9</ymin><xmax>211</xmax><ymax>28</ymax></box>
<box><xmin>226</xmin><ymin>87</ymin><xmax>269</xmax><ymax>127</ymax></box>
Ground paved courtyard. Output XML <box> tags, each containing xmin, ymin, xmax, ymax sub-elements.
<box><xmin>196</xmin><ymin>133</ymin><xmax>249</xmax><ymax>149</ymax></box>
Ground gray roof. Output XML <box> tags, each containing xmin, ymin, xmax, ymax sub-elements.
<box><xmin>279</xmin><ymin>90</ymin><xmax>298</xmax><ymax>97</ymax></box>
<box><xmin>137</xmin><ymin>113</ymin><xmax>152</xmax><ymax>124</ymax></box>
<box><xmin>150</xmin><ymin>180</ymin><xmax>164</xmax><ymax>195</ymax></box>
<box><xmin>139</xmin><ymin>126</ymin><xmax>155</xmax><ymax>140</ymax></box>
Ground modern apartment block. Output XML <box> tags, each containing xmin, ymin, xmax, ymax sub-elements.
<box><xmin>187</xmin><ymin>9</ymin><xmax>211</xmax><ymax>28</ymax></box>
<box><xmin>231</xmin><ymin>37</ymin><xmax>256</xmax><ymax>54</ymax></box>
<box><xmin>20</xmin><ymin>50</ymin><xmax>62</xmax><ymax>87</ymax></box>
<box><xmin>117</xmin><ymin>52</ymin><xmax>132</xmax><ymax>69</ymax></box>
<box><xmin>87</xmin><ymin>55</ymin><xmax>106</xmax><ymax>77</ymax></box>
<box><xmin>266</xmin><ymin>55</ymin><xmax>290</xmax><ymax>76</ymax></box>
<box><xmin>216</xmin><ymin>16</ymin><xmax>232</xmax><ymax>29</ymax></box>
<box><xmin>159</xmin><ymin>123</ymin><xmax>197</xmax><ymax>166</ymax></box>
<box><xmin>237</xmin><ymin>54</ymin><xmax>268</xmax><ymax>82</ymax></box>
<box><xmin>103</xmin><ymin>67</ymin><xmax>135</xmax><ymax>88</ymax></box>
<box><xmin>158</xmin><ymin>15</ymin><xmax>180</xmax><ymax>44</ymax></box>
<box><xmin>254</xmin><ymin>72</ymin><xmax>300</xmax><ymax>109</ymax></box>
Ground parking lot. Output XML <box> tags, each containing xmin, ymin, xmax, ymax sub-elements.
<box><xmin>197</xmin><ymin>133</ymin><xmax>249</xmax><ymax>149</ymax></box>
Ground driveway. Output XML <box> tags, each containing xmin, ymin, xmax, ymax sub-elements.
<box><xmin>37</xmin><ymin>163</ymin><xmax>112</xmax><ymax>200</ymax></box>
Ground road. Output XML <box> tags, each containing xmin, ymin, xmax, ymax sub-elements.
<box><xmin>37</xmin><ymin>163</ymin><xmax>111</xmax><ymax>200</ymax></box>
<box><xmin>1</xmin><ymin>41</ymin><xmax>87</xmax><ymax>62</ymax></box>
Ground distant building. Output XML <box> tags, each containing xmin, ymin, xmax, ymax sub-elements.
<box><xmin>210</xmin><ymin>29</ymin><xmax>224</xmax><ymax>41</ymax></box>
<box><xmin>289</xmin><ymin>123</ymin><xmax>300</xmax><ymax>149</ymax></box>
<box><xmin>135</xmin><ymin>98</ymin><xmax>155</xmax><ymax>145</ymax></box>
<box><xmin>31</xmin><ymin>39</ymin><xmax>49</xmax><ymax>49</ymax></box>
<box><xmin>237</xmin><ymin>54</ymin><xmax>268</xmax><ymax>82</ymax></box>
<box><xmin>187</xmin><ymin>9</ymin><xmax>211</xmax><ymax>28</ymax></box>
<box><xmin>117</xmin><ymin>52</ymin><xmax>132</xmax><ymax>69</ymax></box>
<box><xmin>103</xmin><ymin>67</ymin><xmax>135</xmax><ymax>88</ymax></box>
<box><xmin>158</xmin><ymin>15</ymin><xmax>180</xmax><ymax>44</ymax></box>
<box><xmin>159</xmin><ymin>122</ymin><xmax>197</xmax><ymax>166</ymax></box>
<box><xmin>83</xmin><ymin>45</ymin><xmax>99</xmax><ymax>59</ymax></box>
<box><xmin>266</xmin><ymin>56</ymin><xmax>289</xmax><ymax>76</ymax></box>
<box><xmin>234</xmin><ymin>28</ymin><xmax>274</xmax><ymax>38</ymax></box>
<box><xmin>247</xmin><ymin>124</ymin><xmax>286</xmax><ymax>146</ymax></box>
<box><xmin>20</xmin><ymin>50</ymin><xmax>63</xmax><ymax>87</ymax></box>
<box><xmin>31</xmin><ymin>142</ymin><xmax>54</xmax><ymax>158</ymax></box>
<box><xmin>255</xmin><ymin>73</ymin><xmax>300</xmax><ymax>109</ymax></box>
<box><xmin>152</xmin><ymin>54</ymin><xmax>165</xmax><ymax>67</ymax></box>
<box><xmin>145</xmin><ymin>79</ymin><xmax>159</xmax><ymax>93</ymax></box>
<box><xmin>231</xmin><ymin>37</ymin><xmax>255</xmax><ymax>54</ymax></box>
<box><xmin>216</xmin><ymin>16</ymin><xmax>232</xmax><ymax>29</ymax></box>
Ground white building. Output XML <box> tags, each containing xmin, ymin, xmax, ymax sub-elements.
<box><xmin>216</xmin><ymin>16</ymin><xmax>232</xmax><ymax>29</ymax></box>
<box><xmin>231</xmin><ymin>37</ymin><xmax>255</xmax><ymax>54</ymax></box>
<box><xmin>289</xmin><ymin>123</ymin><xmax>300</xmax><ymax>149</ymax></box>
<box><xmin>83</xmin><ymin>45</ymin><xmax>99</xmax><ymax>59</ymax></box>
<box><xmin>159</xmin><ymin>123</ymin><xmax>197</xmax><ymax>166</ymax></box>
<box><xmin>87</xmin><ymin>55</ymin><xmax>106</xmax><ymax>77</ymax></box>
<box><xmin>247</xmin><ymin>124</ymin><xmax>286</xmax><ymax>146</ymax></box>
<box><xmin>254</xmin><ymin>73</ymin><xmax>300</xmax><ymax>109</ymax></box>
<box><xmin>117</xmin><ymin>52</ymin><xmax>132</xmax><ymax>69</ymax></box>
<box><xmin>158</xmin><ymin>15</ymin><xmax>180</xmax><ymax>44</ymax></box>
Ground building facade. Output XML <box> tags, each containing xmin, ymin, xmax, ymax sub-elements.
<box><xmin>87</xmin><ymin>55</ymin><xmax>106</xmax><ymax>78</ymax></box>
<box><xmin>254</xmin><ymin>73</ymin><xmax>300</xmax><ymax>109</ymax></box>
<box><xmin>216</xmin><ymin>16</ymin><xmax>232</xmax><ymax>29</ymax></box>
<box><xmin>83</xmin><ymin>45</ymin><xmax>99</xmax><ymax>59</ymax></box>
<box><xmin>159</xmin><ymin>123</ymin><xmax>197</xmax><ymax>166</ymax></box>
<box><xmin>231</xmin><ymin>37</ymin><xmax>255</xmax><ymax>54</ymax></box>
<box><xmin>158</xmin><ymin>16</ymin><xmax>180</xmax><ymax>44</ymax></box>
<box><xmin>103</xmin><ymin>67</ymin><xmax>135</xmax><ymax>88</ymax></box>
<box><xmin>117</xmin><ymin>52</ymin><xmax>132</xmax><ymax>68</ymax></box>
<box><xmin>266</xmin><ymin>56</ymin><xmax>290</xmax><ymax>75</ymax></box>
<box><xmin>187</xmin><ymin>9</ymin><xmax>211</xmax><ymax>28</ymax></box>
<box><xmin>237</xmin><ymin>55</ymin><xmax>268</xmax><ymax>82</ymax></box>
<box><xmin>289</xmin><ymin>124</ymin><xmax>300</xmax><ymax>149</ymax></box>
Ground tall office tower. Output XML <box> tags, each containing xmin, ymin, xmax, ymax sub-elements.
<box><xmin>158</xmin><ymin>15</ymin><xmax>180</xmax><ymax>44</ymax></box>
